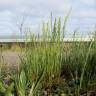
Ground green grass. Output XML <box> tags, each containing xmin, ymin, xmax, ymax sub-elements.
<box><xmin>0</xmin><ymin>14</ymin><xmax>96</xmax><ymax>96</ymax></box>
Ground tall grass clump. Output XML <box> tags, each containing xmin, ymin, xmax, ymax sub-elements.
<box><xmin>19</xmin><ymin>15</ymin><xmax>68</xmax><ymax>95</ymax></box>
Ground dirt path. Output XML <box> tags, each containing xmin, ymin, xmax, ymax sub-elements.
<box><xmin>1</xmin><ymin>52</ymin><xmax>21</xmax><ymax>66</ymax></box>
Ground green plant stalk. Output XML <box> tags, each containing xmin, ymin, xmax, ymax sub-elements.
<box><xmin>80</xmin><ymin>40</ymin><xmax>94</xmax><ymax>88</ymax></box>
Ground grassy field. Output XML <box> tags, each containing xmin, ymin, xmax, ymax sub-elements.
<box><xmin>0</xmin><ymin>16</ymin><xmax>96</xmax><ymax>96</ymax></box>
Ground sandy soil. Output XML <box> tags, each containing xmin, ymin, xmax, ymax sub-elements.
<box><xmin>1</xmin><ymin>52</ymin><xmax>21</xmax><ymax>66</ymax></box>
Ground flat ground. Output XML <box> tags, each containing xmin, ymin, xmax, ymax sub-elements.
<box><xmin>1</xmin><ymin>52</ymin><xmax>20</xmax><ymax>67</ymax></box>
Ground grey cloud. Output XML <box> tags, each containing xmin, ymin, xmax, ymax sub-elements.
<box><xmin>0</xmin><ymin>0</ymin><xmax>95</xmax><ymax>35</ymax></box>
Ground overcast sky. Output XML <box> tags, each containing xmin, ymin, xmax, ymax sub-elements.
<box><xmin>0</xmin><ymin>0</ymin><xmax>96</xmax><ymax>36</ymax></box>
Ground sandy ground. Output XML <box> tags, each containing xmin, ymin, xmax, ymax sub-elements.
<box><xmin>1</xmin><ymin>52</ymin><xmax>20</xmax><ymax>66</ymax></box>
